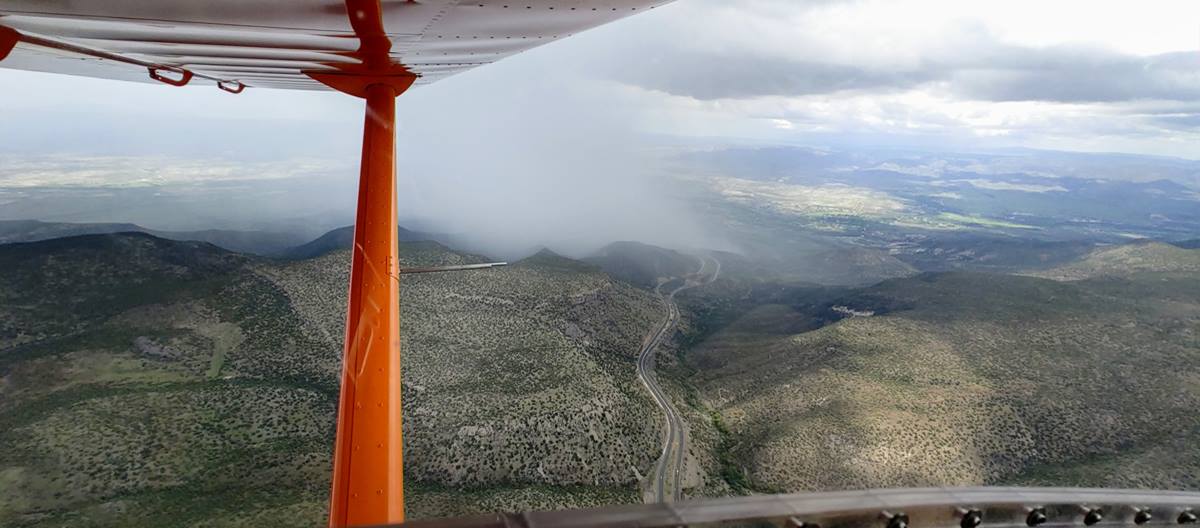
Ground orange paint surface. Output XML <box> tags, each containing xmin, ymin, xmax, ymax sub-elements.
<box><xmin>323</xmin><ymin>1</ymin><xmax>414</xmax><ymax>525</ymax></box>
<box><xmin>328</xmin><ymin>83</ymin><xmax>405</xmax><ymax>527</ymax></box>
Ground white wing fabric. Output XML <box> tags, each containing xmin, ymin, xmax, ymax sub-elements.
<box><xmin>0</xmin><ymin>1</ymin><xmax>671</xmax><ymax>91</ymax></box>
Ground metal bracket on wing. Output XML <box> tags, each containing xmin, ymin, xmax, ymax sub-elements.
<box><xmin>218</xmin><ymin>80</ymin><xmax>247</xmax><ymax>94</ymax></box>
<box><xmin>0</xmin><ymin>24</ymin><xmax>245</xmax><ymax>93</ymax></box>
<box><xmin>148</xmin><ymin>66</ymin><xmax>193</xmax><ymax>87</ymax></box>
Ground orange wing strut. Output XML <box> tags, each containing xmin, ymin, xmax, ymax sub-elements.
<box><xmin>328</xmin><ymin>83</ymin><xmax>405</xmax><ymax>527</ymax></box>
<box><xmin>319</xmin><ymin>0</ymin><xmax>417</xmax><ymax>525</ymax></box>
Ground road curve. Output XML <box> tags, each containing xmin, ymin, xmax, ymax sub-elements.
<box><xmin>637</xmin><ymin>254</ymin><xmax>720</xmax><ymax>503</ymax></box>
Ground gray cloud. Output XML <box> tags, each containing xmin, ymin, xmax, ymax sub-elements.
<box><xmin>1151</xmin><ymin>113</ymin><xmax>1200</xmax><ymax>128</ymax></box>
<box><xmin>611</xmin><ymin>51</ymin><xmax>936</xmax><ymax>100</ymax></box>
<box><xmin>951</xmin><ymin>49</ymin><xmax>1200</xmax><ymax>103</ymax></box>
<box><xmin>592</xmin><ymin>5</ymin><xmax>1200</xmax><ymax>106</ymax></box>
<box><xmin>615</xmin><ymin>44</ymin><xmax>1200</xmax><ymax>104</ymax></box>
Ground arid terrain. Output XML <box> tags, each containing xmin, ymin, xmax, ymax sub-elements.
<box><xmin>676</xmin><ymin>242</ymin><xmax>1200</xmax><ymax>495</ymax></box>
<box><xmin>2</xmin><ymin>222</ymin><xmax>1198</xmax><ymax>526</ymax></box>
<box><xmin>0</xmin><ymin>232</ymin><xmax>665</xmax><ymax>526</ymax></box>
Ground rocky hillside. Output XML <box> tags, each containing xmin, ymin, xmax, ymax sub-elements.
<box><xmin>0</xmin><ymin>232</ymin><xmax>663</xmax><ymax>526</ymax></box>
<box><xmin>264</xmin><ymin>245</ymin><xmax>664</xmax><ymax>516</ymax></box>
<box><xmin>684</xmin><ymin>252</ymin><xmax>1200</xmax><ymax>494</ymax></box>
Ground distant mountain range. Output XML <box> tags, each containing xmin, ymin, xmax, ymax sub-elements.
<box><xmin>0</xmin><ymin>219</ymin><xmax>308</xmax><ymax>257</ymax></box>
<box><xmin>0</xmin><ymin>220</ymin><xmax>481</xmax><ymax>264</ymax></box>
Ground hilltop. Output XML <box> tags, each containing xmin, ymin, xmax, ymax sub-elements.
<box><xmin>0</xmin><ymin>231</ymin><xmax>664</xmax><ymax>525</ymax></box>
<box><xmin>517</xmin><ymin>248</ymin><xmax>602</xmax><ymax>274</ymax></box>
<box><xmin>1027</xmin><ymin>240</ymin><xmax>1200</xmax><ymax>280</ymax></box>
<box><xmin>584</xmin><ymin>241</ymin><xmax>700</xmax><ymax>289</ymax></box>
<box><xmin>280</xmin><ymin>225</ymin><xmax>442</xmax><ymax>260</ymax></box>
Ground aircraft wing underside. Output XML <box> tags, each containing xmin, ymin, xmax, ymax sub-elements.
<box><xmin>0</xmin><ymin>0</ymin><xmax>671</xmax><ymax>91</ymax></box>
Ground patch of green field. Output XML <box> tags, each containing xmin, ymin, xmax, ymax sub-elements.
<box><xmin>936</xmin><ymin>212</ymin><xmax>1038</xmax><ymax>229</ymax></box>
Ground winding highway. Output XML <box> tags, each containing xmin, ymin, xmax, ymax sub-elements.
<box><xmin>637</xmin><ymin>254</ymin><xmax>720</xmax><ymax>503</ymax></box>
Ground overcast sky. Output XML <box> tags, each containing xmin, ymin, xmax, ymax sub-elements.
<box><xmin>1</xmin><ymin>0</ymin><xmax>1198</xmax><ymax>246</ymax></box>
<box><xmin>597</xmin><ymin>0</ymin><xmax>1200</xmax><ymax>157</ymax></box>
<box><xmin>3</xmin><ymin>0</ymin><xmax>1199</xmax><ymax>158</ymax></box>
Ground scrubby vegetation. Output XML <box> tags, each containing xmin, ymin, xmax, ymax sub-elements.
<box><xmin>0</xmin><ymin>233</ymin><xmax>664</xmax><ymax>526</ymax></box>
<box><xmin>4</xmin><ymin>227</ymin><xmax>1196</xmax><ymax>526</ymax></box>
<box><xmin>268</xmin><ymin>245</ymin><xmax>663</xmax><ymax>494</ymax></box>
<box><xmin>708</xmin><ymin>410</ymin><xmax>751</xmax><ymax>494</ymax></box>
<box><xmin>682</xmin><ymin>244</ymin><xmax>1200</xmax><ymax>493</ymax></box>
